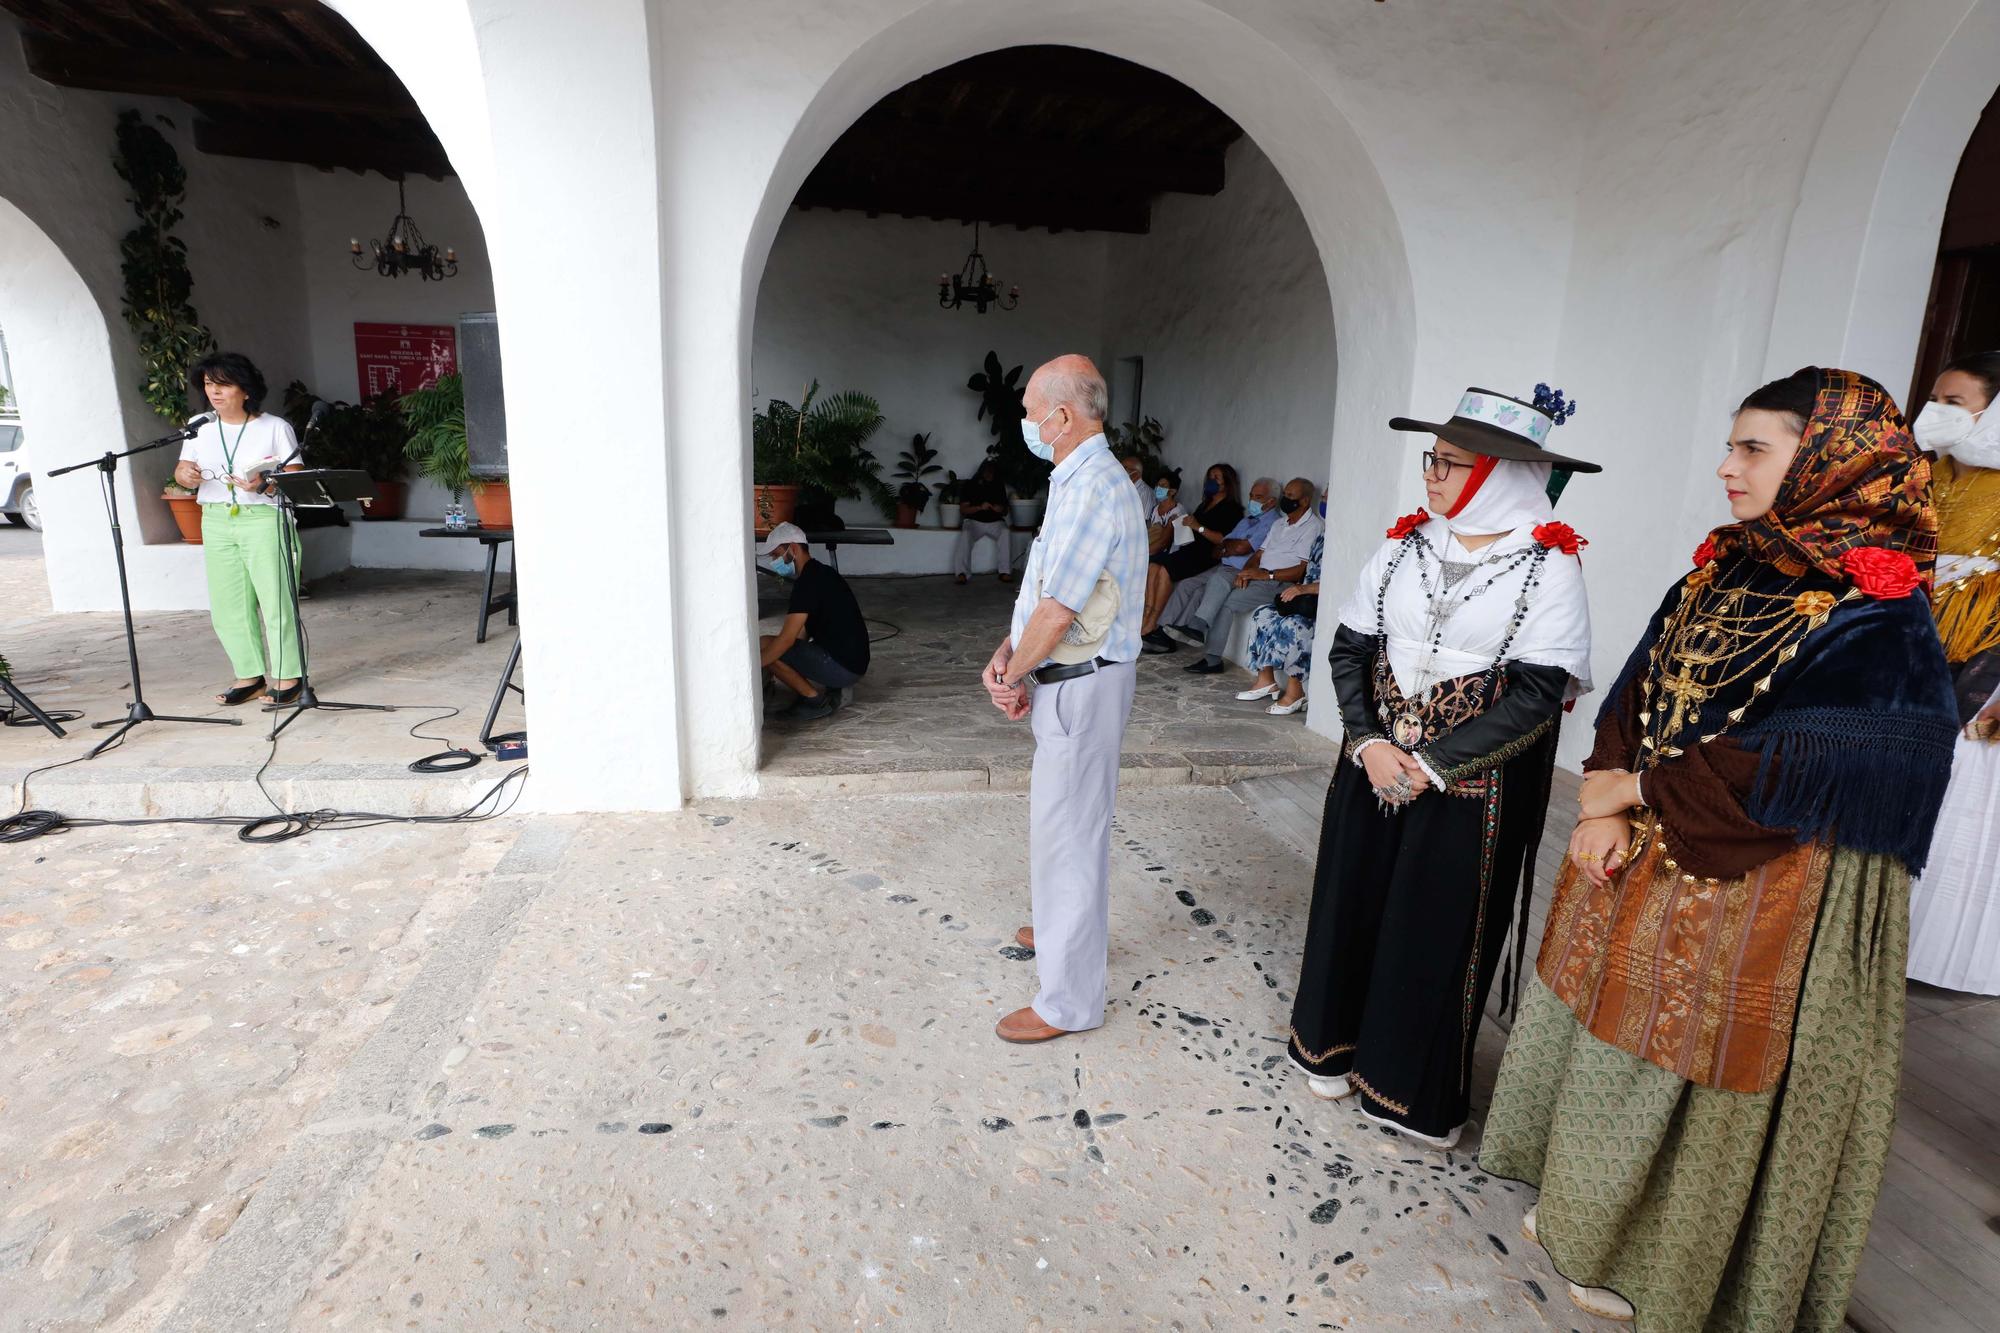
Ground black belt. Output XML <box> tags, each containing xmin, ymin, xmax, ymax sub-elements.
<box><xmin>1030</xmin><ymin>656</ymin><xmax>1120</xmax><ymax>685</ymax></box>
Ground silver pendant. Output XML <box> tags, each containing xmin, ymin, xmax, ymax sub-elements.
<box><xmin>1392</xmin><ymin>712</ymin><xmax>1425</xmax><ymax>748</ymax></box>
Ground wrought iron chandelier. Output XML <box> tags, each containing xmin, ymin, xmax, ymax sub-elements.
<box><xmin>349</xmin><ymin>179</ymin><xmax>458</xmax><ymax>281</ymax></box>
<box><xmin>937</xmin><ymin>221</ymin><xmax>1018</xmax><ymax>313</ymax></box>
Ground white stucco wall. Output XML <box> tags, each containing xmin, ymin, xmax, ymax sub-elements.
<box><xmin>1101</xmin><ymin>139</ymin><xmax>1338</xmax><ymax>504</ymax></box>
<box><xmin>752</xmin><ymin>208</ymin><xmax>1112</xmax><ymax>514</ymax></box>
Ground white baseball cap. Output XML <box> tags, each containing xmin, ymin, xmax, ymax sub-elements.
<box><xmin>757</xmin><ymin>521</ymin><xmax>807</xmax><ymax>556</ymax></box>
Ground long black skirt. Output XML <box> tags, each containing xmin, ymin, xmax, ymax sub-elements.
<box><xmin>1286</xmin><ymin>744</ymin><xmax>1551</xmax><ymax>1139</ymax></box>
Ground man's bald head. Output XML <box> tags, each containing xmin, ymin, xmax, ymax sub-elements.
<box><xmin>1023</xmin><ymin>354</ymin><xmax>1109</xmax><ymax>456</ymax></box>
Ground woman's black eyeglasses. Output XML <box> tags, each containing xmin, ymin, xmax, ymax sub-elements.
<box><xmin>1421</xmin><ymin>450</ymin><xmax>1470</xmax><ymax>477</ymax></box>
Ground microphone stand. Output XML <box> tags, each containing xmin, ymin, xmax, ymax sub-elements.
<box><xmin>261</xmin><ymin>469</ymin><xmax>396</xmax><ymax>738</ymax></box>
<box><xmin>47</xmin><ymin>422</ymin><xmax>242</xmax><ymax>756</ymax></box>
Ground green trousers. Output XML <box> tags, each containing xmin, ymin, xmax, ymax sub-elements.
<box><xmin>201</xmin><ymin>503</ymin><xmax>302</xmax><ymax>680</ymax></box>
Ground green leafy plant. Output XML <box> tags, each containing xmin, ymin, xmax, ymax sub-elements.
<box><xmin>114</xmin><ymin>110</ymin><xmax>213</xmax><ymax>424</ymax></box>
<box><xmin>304</xmin><ymin>394</ymin><xmax>410</xmax><ymax>483</ymax></box>
<box><xmin>752</xmin><ymin>381</ymin><xmax>892</xmax><ymax>513</ymax></box>
<box><xmin>0</xmin><ymin>650</ymin><xmax>10</xmax><ymax>679</ymax></box>
<box><xmin>936</xmin><ymin>470</ymin><xmax>961</xmax><ymax>505</ymax></box>
<box><xmin>401</xmin><ymin>373</ymin><xmax>472</xmax><ymax>500</ymax></box>
<box><xmin>893</xmin><ymin>431</ymin><xmax>941</xmax><ymax>513</ymax></box>
<box><xmin>162</xmin><ymin>478</ymin><xmax>196</xmax><ymax>496</ymax></box>
<box><xmin>967</xmin><ymin>351</ymin><xmax>1042</xmax><ymax>498</ymax></box>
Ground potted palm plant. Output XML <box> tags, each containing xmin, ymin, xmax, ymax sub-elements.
<box><xmin>892</xmin><ymin>432</ymin><xmax>941</xmax><ymax>529</ymax></box>
<box><xmin>752</xmin><ymin>381</ymin><xmax>891</xmax><ymax>535</ymax></box>
<box><xmin>401</xmin><ymin>374</ymin><xmax>509</xmax><ymax>525</ymax></box>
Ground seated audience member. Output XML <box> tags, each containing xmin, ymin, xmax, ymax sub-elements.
<box><xmin>1148</xmin><ymin>475</ymin><xmax>1276</xmax><ymax>653</ymax></box>
<box><xmin>1179</xmin><ymin>478</ymin><xmax>1323</xmax><ymax>675</ymax></box>
<box><xmin>1239</xmin><ymin>534</ymin><xmax>1324</xmax><ymax>715</ymax></box>
<box><xmin>1147</xmin><ymin>468</ymin><xmax>1187</xmax><ymax>555</ymax></box>
<box><xmin>1122</xmin><ymin>453</ymin><xmax>1153</xmax><ymax>516</ymax></box>
<box><xmin>758</xmin><ymin>522</ymin><xmax>869</xmax><ymax>721</ymax></box>
<box><xmin>1141</xmin><ymin>464</ymin><xmax>1249</xmax><ymax>651</ymax></box>
<box><xmin>953</xmin><ymin>459</ymin><xmax>1014</xmax><ymax>585</ymax></box>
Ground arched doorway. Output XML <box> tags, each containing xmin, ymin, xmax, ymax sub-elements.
<box><xmin>1910</xmin><ymin>83</ymin><xmax>2000</xmax><ymax>399</ymax></box>
<box><xmin>745</xmin><ymin>45</ymin><xmax>1345</xmax><ymax>786</ymax></box>
<box><xmin>668</xmin><ymin>0</ymin><xmax>1418</xmax><ymax>799</ymax></box>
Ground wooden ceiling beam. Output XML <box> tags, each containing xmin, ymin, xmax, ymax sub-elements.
<box><xmin>823</xmin><ymin>113</ymin><xmax>1227</xmax><ymax>197</ymax></box>
<box><xmin>192</xmin><ymin>112</ymin><xmax>452</xmax><ymax>178</ymax></box>
<box><xmin>794</xmin><ymin>176</ymin><xmax>1151</xmax><ymax>235</ymax></box>
<box><xmin>20</xmin><ymin>31</ymin><xmax>419</xmax><ymax>116</ymax></box>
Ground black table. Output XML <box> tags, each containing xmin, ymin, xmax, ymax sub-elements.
<box><xmin>791</xmin><ymin>527</ymin><xmax>894</xmax><ymax>572</ymax></box>
<box><xmin>420</xmin><ymin>526</ymin><xmax>516</xmax><ymax>642</ymax></box>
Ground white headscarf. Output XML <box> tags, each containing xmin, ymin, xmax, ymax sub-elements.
<box><xmin>1444</xmin><ymin>456</ymin><xmax>1556</xmax><ymax>537</ymax></box>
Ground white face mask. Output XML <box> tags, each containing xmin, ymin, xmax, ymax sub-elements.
<box><xmin>1914</xmin><ymin>401</ymin><xmax>1979</xmax><ymax>453</ymax></box>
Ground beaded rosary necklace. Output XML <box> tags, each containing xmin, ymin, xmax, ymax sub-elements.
<box><xmin>1373</xmin><ymin>529</ymin><xmax>1549</xmax><ymax>748</ymax></box>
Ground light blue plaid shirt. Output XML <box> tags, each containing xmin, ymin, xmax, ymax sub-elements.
<box><xmin>1011</xmin><ymin>433</ymin><xmax>1149</xmax><ymax>666</ymax></box>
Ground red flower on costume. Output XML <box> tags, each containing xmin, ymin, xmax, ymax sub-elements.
<box><xmin>1387</xmin><ymin>509</ymin><xmax>1431</xmax><ymax>540</ymax></box>
<box><xmin>1840</xmin><ymin>547</ymin><xmax>1922</xmax><ymax>599</ymax></box>
<box><xmin>1692</xmin><ymin>536</ymin><xmax>1717</xmax><ymax>568</ymax></box>
<box><xmin>1533</xmin><ymin>521</ymin><xmax>1588</xmax><ymax>556</ymax></box>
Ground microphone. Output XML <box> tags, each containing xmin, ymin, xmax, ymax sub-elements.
<box><xmin>183</xmin><ymin>411</ymin><xmax>217</xmax><ymax>438</ymax></box>
<box><xmin>306</xmin><ymin>400</ymin><xmax>331</xmax><ymax>434</ymax></box>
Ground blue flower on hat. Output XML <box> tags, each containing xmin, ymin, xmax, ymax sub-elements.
<box><xmin>1531</xmin><ymin>382</ymin><xmax>1577</xmax><ymax>426</ymax></box>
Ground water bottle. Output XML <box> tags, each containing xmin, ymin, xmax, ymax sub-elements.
<box><xmin>446</xmin><ymin>502</ymin><xmax>463</xmax><ymax>530</ymax></box>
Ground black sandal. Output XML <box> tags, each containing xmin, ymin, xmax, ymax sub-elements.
<box><xmin>264</xmin><ymin>681</ymin><xmax>303</xmax><ymax>706</ymax></box>
<box><xmin>217</xmin><ymin>677</ymin><xmax>266</xmax><ymax>706</ymax></box>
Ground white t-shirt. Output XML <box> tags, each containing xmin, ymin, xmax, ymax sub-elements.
<box><xmin>178</xmin><ymin>414</ymin><xmax>302</xmax><ymax>507</ymax></box>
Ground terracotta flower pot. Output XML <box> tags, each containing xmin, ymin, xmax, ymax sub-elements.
<box><xmin>894</xmin><ymin>502</ymin><xmax>919</xmax><ymax>530</ymax></box>
<box><xmin>471</xmin><ymin>480</ymin><xmax>513</xmax><ymax>529</ymax></box>
<box><xmin>753</xmin><ymin>484</ymin><xmax>800</xmax><ymax>537</ymax></box>
<box><xmin>163</xmin><ymin>492</ymin><xmax>203</xmax><ymax>544</ymax></box>
<box><xmin>362</xmin><ymin>479</ymin><xmax>407</xmax><ymax>520</ymax></box>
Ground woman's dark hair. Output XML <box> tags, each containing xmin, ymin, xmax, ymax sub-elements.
<box><xmin>191</xmin><ymin>351</ymin><xmax>268</xmax><ymax>416</ymax></box>
<box><xmin>1160</xmin><ymin>467</ymin><xmax>1182</xmax><ymax>492</ymax></box>
<box><xmin>1942</xmin><ymin>350</ymin><xmax>2000</xmax><ymax>406</ymax></box>
<box><xmin>1208</xmin><ymin>462</ymin><xmax>1240</xmax><ymax>503</ymax></box>
<box><xmin>1736</xmin><ymin>368</ymin><xmax>1819</xmax><ymax>432</ymax></box>
<box><xmin>974</xmin><ymin>457</ymin><xmax>1000</xmax><ymax>483</ymax></box>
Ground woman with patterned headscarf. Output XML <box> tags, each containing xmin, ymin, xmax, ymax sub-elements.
<box><xmin>1483</xmin><ymin>368</ymin><xmax>1957</xmax><ymax>1327</ymax></box>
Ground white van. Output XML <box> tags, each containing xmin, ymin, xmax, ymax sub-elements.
<box><xmin>0</xmin><ymin>422</ymin><xmax>35</xmax><ymax>530</ymax></box>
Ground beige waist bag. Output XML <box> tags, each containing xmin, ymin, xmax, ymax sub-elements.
<box><xmin>1044</xmin><ymin>569</ymin><xmax>1121</xmax><ymax>666</ymax></box>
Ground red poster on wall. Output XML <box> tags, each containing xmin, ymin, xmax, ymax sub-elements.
<box><xmin>353</xmin><ymin>322</ymin><xmax>457</xmax><ymax>400</ymax></box>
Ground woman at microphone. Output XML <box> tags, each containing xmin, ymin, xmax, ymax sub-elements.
<box><xmin>170</xmin><ymin>352</ymin><xmax>307</xmax><ymax>705</ymax></box>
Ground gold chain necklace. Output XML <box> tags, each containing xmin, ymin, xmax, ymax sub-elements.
<box><xmin>1637</xmin><ymin>566</ymin><xmax>1853</xmax><ymax>765</ymax></box>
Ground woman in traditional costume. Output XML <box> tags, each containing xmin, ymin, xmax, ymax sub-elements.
<box><xmin>1907</xmin><ymin>350</ymin><xmax>2000</xmax><ymax>993</ymax></box>
<box><xmin>1286</xmin><ymin>384</ymin><xmax>1597</xmax><ymax>1149</ymax></box>
<box><xmin>1482</xmin><ymin>367</ymin><xmax>1958</xmax><ymax>1327</ymax></box>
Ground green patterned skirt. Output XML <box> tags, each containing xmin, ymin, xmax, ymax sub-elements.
<box><xmin>1480</xmin><ymin>848</ymin><xmax>1906</xmax><ymax>1333</ymax></box>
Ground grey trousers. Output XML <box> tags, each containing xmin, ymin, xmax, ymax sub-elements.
<box><xmin>953</xmin><ymin>519</ymin><xmax>1011</xmax><ymax>576</ymax></box>
<box><xmin>1200</xmin><ymin>580</ymin><xmax>1283</xmax><ymax>661</ymax></box>
<box><xmin>1161</xmin><ymin>563</ymin><xmax>1234</xmax><ymax>629</ymax></box>
<box><xmin>1029</xmin><ymin>660</ymin><xmax>1138</xmax><ymax>1031</ymax></box>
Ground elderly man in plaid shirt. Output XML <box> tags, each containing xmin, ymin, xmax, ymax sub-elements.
<box><xmin>983</xmin><ymin>354</ymin><xmax>1149</xmax><ymax>1043</ymax></box>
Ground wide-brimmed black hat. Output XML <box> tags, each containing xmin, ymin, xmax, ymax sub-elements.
<box><xmin>1389</xmin><ymin>387</ymin><xmax>1601</xmax><ymax>473</ymax></box>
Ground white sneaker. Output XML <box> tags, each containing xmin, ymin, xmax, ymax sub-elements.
<box><xmin>1569</xmin><ymin>1283</ymin><xmax>1634</xmax><ymax>1322</ymax></box>
<box><xmin>1235</xmin><ymin>683</ymin><xmax>1281</xmax><ymax>702</ymax></box>
<box><xmin>1306</xmin><ymin>1073</ymin><xmax>1353</xmax><ymax>1101</ymax></box>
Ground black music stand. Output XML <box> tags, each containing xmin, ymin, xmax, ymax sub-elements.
<box><xmin>263</xmin><ymin>469</ymin><xmax>397</xmax><ymax>738</ymax></box>
<box><xmin>47</xmin><ymin>424</ymin><xmax>242</xmax><ymax>756</ymax></box>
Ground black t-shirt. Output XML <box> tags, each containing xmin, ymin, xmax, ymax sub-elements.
<box><xmin>960</xmin><ymin>475</ymin><xmax>1008</xmax><ymax>517</ymax></box>
<box><xmin>1195</xmin><ymin>496</ymin><xmax>1244</xmax><ymax>537</ymax></box>
<box><xmin>788</xmin><ymin>559</ymin><xmax>870</xmax><ymax>675</ymax></box>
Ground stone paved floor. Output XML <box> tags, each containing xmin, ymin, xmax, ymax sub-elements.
<box><xmin>0</xmin><ymin>787</ymin><xmax>1616</xmax><ymax>1332</ymax></box>
<box><xmin>1</xmin><ymin>544</ymin><xmax>522</xmax><ymax>818</ymax></box>
<box><xmin>759</xmin><ymin>572</ymin><xmax>1337</xmax><ymax>794</ymax></box>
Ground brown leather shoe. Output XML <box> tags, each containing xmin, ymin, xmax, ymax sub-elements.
<box><xmin>996</xmin><ymin>1006</ymin><xmax>1071</xmax><ymax>1043</ymax></box>
<box><xmin>1015</xmin><ymin>926</ymin><xmax>1034</xmax><ymax>950</ymax></box>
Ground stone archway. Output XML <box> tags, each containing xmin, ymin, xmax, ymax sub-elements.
<box><xmin>670</xmin><ymin>0</ymin><xmax>1419</xmax><ymax>798</ymax></box>
<box><xmin>1766</xmin><ymin>0</ymin><xmax>2000</xmax><ymax>392</ymax></box>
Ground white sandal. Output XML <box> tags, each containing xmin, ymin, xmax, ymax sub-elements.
<box><xmin>1306</xmin><ymin>1073</ymin><xmax>1353</xmax><ymax>1100</ymax></box>
<box><xmin>1266</xmin><ymin>696</ymin><xmax>1307</xmax><ymax>716</ymax></box>
<box><xmin>1235</xmin><ymin>682</ymin><xmax>1281</xmax><ymax>701</ymax></box>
